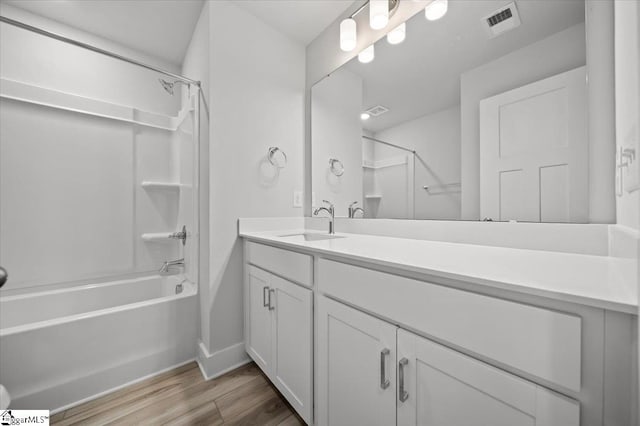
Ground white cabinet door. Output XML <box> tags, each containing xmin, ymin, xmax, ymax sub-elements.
<box><xmin>397</xmin><ymin>329</ymin><xmax>579</xmax><ymax>426</ymax></box>
<box><xmin>245</xmin><ymin>266</ymin><xmax>273</xmax><ymax>373</ymax></box>
<box><xmin>270</xmin><ymin>274</ymin><xmax>313</xmax><ymax>424</ymax></box>
<box><xmin>245</xmin><ymin>264</ymin><xmax>313</xmax><ymax>424</ymax></box>
<box><xmin>317</xmin><ymin>296</ymin><xmax>397</xmax><ymax>426</ymax></box>
<box><xmin>479</xmin><ymin>66</ymin><xmax>588</xmax><ymax>223</ymax></box>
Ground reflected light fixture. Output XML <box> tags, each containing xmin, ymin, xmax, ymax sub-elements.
<box><xmin>358</xmin><ymin>45</ymin><xmax>375</xmax><ymax>63</ymax></box>
<box><xmin>370</xmin><ymin>0</ymin><xmax>389</xmax><ymax>30</ymax></box>
<box><xmin>425</xmin><ymin>0</ymin><xmax>448</xmax><ymax>21</ymax></box>
<box><xmin>386</xmin><ymin>22</ymin><xmax>406</xmax><ymax>44</ymax></box>
<box><xmin>361</xmin><ymin>112</ymin><xmax>371</xmax><ymax>120</ymax></box>
<box><xmin>340</xmin><ymin>18</ymin><xmax>357</xmax><ymax>51</ymax></box>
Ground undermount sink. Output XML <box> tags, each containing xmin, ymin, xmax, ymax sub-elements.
<box><xmin>278</xmin><ymin>232</ymin><xmax>346</xmax><ymax>242</ymax></box>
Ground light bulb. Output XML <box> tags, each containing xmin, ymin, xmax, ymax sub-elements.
<box><xmin>340</xmin><ymin>18</ymin><xmax>357</xmax><ymax>51</ymax></box>
<box><xmin>361</xmin><ymin>112</ymin><xmax>371</xmax><ymax>120</ymax></box>
<box><xmin>425</xmin><ymin>0</ymin><xmax>448</xmax><ymax>21</ymax></box>
<box><xmin>387</xmin><ymin>22</ymin><xmax>406</xmax><ymax>44</ymax></box>
<box><xmin>358</xmin><ymin>45</ymin><xmax>375</xmax><ymax>63</ymax></box>
<box><xmin>370</xmin><ymin>0</ymin><xmax>389</xmax><ymax>30</ymax></box>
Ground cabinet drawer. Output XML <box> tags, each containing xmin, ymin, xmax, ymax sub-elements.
<box><xmin>246</xmin><ymin>242</ymin><xmax>313</xmax><ymax>287</ymax></box>
<box><xmin>318</xmin><ymin>259</ymin><xmax>582</xmax><ymax>392</ymax></box>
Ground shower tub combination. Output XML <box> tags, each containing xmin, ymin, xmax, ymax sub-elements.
<box><xmin>0</xmin><ymin>274</ymin><xmax>197</xmax><ymax>412</ymax></box>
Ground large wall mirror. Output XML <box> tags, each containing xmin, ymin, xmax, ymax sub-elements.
<box><xmin>311</xmin><ymin>0</ymin><xmax>614</xmax><ymax>223</ymax></box>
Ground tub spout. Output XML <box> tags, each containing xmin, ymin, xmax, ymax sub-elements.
<box><xmin>160</xmin><ymin>258</ymin><xmax>184</xmax><ymax>273</ymax></box>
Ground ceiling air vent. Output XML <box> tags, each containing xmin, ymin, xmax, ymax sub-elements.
<box><xmin>482</xmin><ymin>2</ymin><xmax>521</xmax><ymax>38</ymax></box>
<box><xmin>365</xmin><ymin>105</ymin><xmax>389</xmax><ymax>117</ymax></box>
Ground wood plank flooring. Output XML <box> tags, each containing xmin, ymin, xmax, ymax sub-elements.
<box><xmin>50</xmin><ymin>362</ymin><xmax>304</xmax><ymax>426</ymax></box>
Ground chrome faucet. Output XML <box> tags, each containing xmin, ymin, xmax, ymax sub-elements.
<box><xmin>348</xmin><ymin>201</ymin><xmax>364</xmax><ymax>218</ymax></box>
<box><xmin>314</xmin><ymin>200</ymin><xmax>335</xmax><ymax>234</ymax></box>
<box><xmin>160</xmin><ymin>258</ymin><xmax>184</xmax><ymax>273</ymax></box>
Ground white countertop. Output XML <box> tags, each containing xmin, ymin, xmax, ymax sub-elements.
<box><xmin>240</xmin><ymin>229</ymin><xmax>638</xmax><ymax>314</ymax></box>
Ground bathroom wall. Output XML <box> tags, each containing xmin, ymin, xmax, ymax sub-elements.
<box><xmin>312</xmin><ymin>67</ymin><xmax>363</xmax><ymax>213</ymax></box>
<box><xmin>0</xmin><ymin>4</ymin><xmax>186</xmax><ymax>291</ymax></box>
<box><xmin>185</xmin><ymin>0</ymin><xmax>306</xmax><ymax>376</ymax></box>
<box><xmin>374</xmin><ymin>105</ymin><xmax>461</xmax><ymax>220</ymax></box>
<box><xmin>459</xmin><ymin>23</ymin><xmax>587</xmax><ymax>220</ymax></box>
<box><xmin>614</xmin><ymin>1</ymin><xmax>640</xmax><ymax>232</ymax></box>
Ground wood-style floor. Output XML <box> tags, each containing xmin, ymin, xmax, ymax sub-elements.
<box><xmin>50</xmin><ymin>362</ymin><xmax>304</xmax><ymax>426</ymax></box>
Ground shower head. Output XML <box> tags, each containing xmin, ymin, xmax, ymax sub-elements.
<box><xmin>159</xmin><ymin>78</ymin><xmax>176</xmax><ymax>95</ymax></box>
<box><xmin>159</xmin><ymin>78</ymin><xmax>193</xmax><ymax>97</ymax></box>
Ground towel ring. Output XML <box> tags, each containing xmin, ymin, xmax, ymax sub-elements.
<box><xmin>268</xmin><ymin>147</ymin><xmax>287</xmax><ymax>168</ymax></box>
<box><xmin>329</xmin><ymin>158</ymin><xmax>344</xmax><ymax>176</ymax></box>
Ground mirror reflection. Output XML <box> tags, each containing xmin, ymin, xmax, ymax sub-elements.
<box><xmin>312</xmin><ymin>0</ymin><xmax>605</xmax><ymax>223</ymax></box>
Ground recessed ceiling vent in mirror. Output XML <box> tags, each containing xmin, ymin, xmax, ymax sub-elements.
<box><xmin>365</xmin><ymin>105</ymin><xmax>389</xmax><ymax>117</ymax></box>
<box><xmin>483</xmin><ymin>2</ymin><xmax>521</xmax><ymax>38</ymax></box>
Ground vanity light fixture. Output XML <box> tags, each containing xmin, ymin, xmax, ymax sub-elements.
<box><xmin>361</xmin><ymin>112</ymin><xmax>371</xmax><ymax>120</ymax></box>
<box><xmin>425</xmin><ymin>0</ymin><xmax>448</xmax><ymax>21</ymax></box>
<box><xmin>358</xmin><ymin>45</ymin><xmax>375</xmax><ymax>63</ymax></box>
<box><xmin>370</xmin><ymin>0</ymin><xmax>389</xmax><ymax>30</ymax></box>
<box><xmin>387</xmin><ymin>22</ymin><xmax>406</xmax><ymax>44</ymax></box>
<box><xmin>339</xmin><ymin>0</ymin><xmax>399</xmax><ymax>52</ymax></box>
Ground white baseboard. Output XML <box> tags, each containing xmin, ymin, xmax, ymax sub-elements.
<box><xmin>196</xmin><ymin>341</ymin><xmax>251</xmax><ymax>381</ymax></box>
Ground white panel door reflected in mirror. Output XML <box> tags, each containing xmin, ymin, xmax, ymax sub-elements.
<box><xmin>311</xmin><ymin>0</ymin><xmax>612</xmax><ymax>223</ymax></box>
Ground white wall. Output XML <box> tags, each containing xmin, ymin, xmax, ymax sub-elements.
<box><xmin>0</xmin><ymin>3</ymin><xmax>181</xmax><ymax>116</ymax></box>
<box><xmin>460</xmin><ymin>23</ymin><xmax>587</xmax><ymax>220</ymax></box>
<box><xmin>0</xmin><ymin>4</ymin><xmax>189</xmax><ymax>292</ymax></box>
<box><xmin>374</xmin><ymin>106</ymin><xmax>461</xmax><ymax>220</ymax></box>
<box><xmin>192</xmin><ymin>0</ymin><xmax>305</xmax><ymax>372</ymax></box>
<box><xmin>311</xmin><ymin>68</ymin><xmax>363</xmax><ymax>215</ymax></box>
<box><xmin>614</xmin><ymin>1</ymin><xmax>640</xmax><ymax>232</ymax></box>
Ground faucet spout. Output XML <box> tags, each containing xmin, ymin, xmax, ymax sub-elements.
<box><xmin>160</xmin><ymin>258</ymin><xmax>185</xmax><ymax>273</ymax></box>
<box><xmin>313</xmin><ymin>200</ymin><xmax>335</xmax><ymax>234</ymax></box>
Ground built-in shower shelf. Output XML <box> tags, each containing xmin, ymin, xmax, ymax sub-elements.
<box><xmin>141</xmin><ymin>181</ymin><xmax>182</xmax><ymax>190</ymax></box>
<box><xmin>364</xmin><ymin>194</ymin><xmax>382</xmax><ymax>199</ymax></box>
<box><xmin>141</xmin><ymin>233</ymin><xmax>174</xmax><ymax>242</ymax></box>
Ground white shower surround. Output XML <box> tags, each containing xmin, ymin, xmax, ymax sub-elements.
<box><xmin>0</xmin><ymin>274</ymin><xmax>198</xmax><ymax>412</ymax></box>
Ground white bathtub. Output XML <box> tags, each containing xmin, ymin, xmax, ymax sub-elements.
<box><xmin>0</xmin><ymin>274</ymin><xmax>198</xmax><ymax>412</ymax></box>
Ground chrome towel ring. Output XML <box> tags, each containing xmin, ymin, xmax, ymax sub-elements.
<box><xmin>329</xmin><ymin>158</ymin><xmax>344</xmax><ymax>176</ymax></box>
<box><xmin>268</xmin><ymin>147</ymin><xmax>287</xmax><ymax>168</ymax></box>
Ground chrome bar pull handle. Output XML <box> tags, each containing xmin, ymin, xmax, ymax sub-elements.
<box><xmin>380</xmin><ymin>348</ymin><xmax>390</xmax><ymax>389</ymax></box>
<box><xmin>268</xmin><ymin>289</ymin><xmax>275</xmax><ymax>311</ymax></box>
<box><xmin>399</xmin><ymin>357</ymin><xmax>409</xmax><ymax>402</ymax></box>
<box><xmin>263</xmin><ymin>286</ymin><xmax>269</xmax><ymax>307</ymax></box>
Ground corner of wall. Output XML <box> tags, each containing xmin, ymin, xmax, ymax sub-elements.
<box><xmin>196</xmin><ymin>340</ymin><xmax>250</xmax><ymax>381</ymax></box>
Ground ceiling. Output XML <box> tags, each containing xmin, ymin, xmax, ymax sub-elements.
<box><xmin>233</xmin><ymin>0</ymin><xmax>357</xmax><ymax>46</ymax></box>
<box><xmin>341</xmin><ymin>0</ymin><xmax>586</xmax><ymax>132</ymax></box>
<box><xmin>2</xmin><ymin>0</ymin><xmax>205</xmax><ymax>66</ymax></box>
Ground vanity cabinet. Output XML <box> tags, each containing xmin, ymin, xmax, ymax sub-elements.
<box><xmin>317</xmin><ymin>295</ymin><xmax>579</xmax><ymax>426</ymax></box>
<box><xmin>244</xmin><ymin>264</ymin><xmax>313</xmax><ymax>424</ymax></box>
<box><xmin>242</xmin><ymin>238</ymin><xmax>635</xmax><ymax>426</ymax></box>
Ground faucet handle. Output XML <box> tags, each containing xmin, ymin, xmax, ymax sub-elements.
<box><xmin>349</xmin><ymin>201</ymin><xmax>359</xmax><ymax>208</ymax></box>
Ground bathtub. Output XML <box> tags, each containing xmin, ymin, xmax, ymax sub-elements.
<box><xmin>0</xmin><ymin>274</ymin><xmax>198</xmax><ymax>412</ymax></box>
